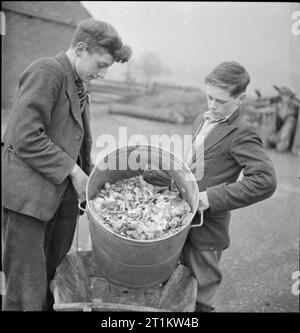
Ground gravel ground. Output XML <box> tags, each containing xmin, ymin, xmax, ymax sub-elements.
<box><xmin>215</xmin><ymin>150</ymin><xmax>299</xmax><ymax>312</ymax></box>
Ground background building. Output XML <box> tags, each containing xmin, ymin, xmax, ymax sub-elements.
<box><xmin>1</xmin><ymin>1</ymin><xmax>92</xmax><ymax>111</ymax></box>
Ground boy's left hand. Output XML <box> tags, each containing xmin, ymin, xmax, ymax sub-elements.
<box><xmin>198</xmin><ymin>191</ymin><xmax>209</xmax><ymax>213</ymax></box>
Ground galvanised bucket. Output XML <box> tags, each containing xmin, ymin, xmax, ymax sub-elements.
<box><xmin>83</xmin><ymin>145</ymin><xmax>200</xmax><ymax>288</ymax></box>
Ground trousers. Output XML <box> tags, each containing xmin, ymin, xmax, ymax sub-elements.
<box><xmin>2</xmin><ymin>183</ymin><xmax>78</xmax><ymax>311</ymax></box>
<box><xmin>181</xmin><ymin>242</ymin><xmax>223</xmax><ymax>312</ymax></box>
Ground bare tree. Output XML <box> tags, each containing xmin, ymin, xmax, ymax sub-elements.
<box><xmin>122</xmin><ymin>60</ymin><xmax>136</xmax><ymax>84</ymax></box>
<box><xmin>135</xmin><ymin>52</ymin><xmax>172</xmax><ymax>87</ymax></box>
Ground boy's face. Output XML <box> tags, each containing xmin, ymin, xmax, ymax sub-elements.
<box><xmin>74</xmin><ymin>47</ymin><xmax>114</xmax><ymax>83</ymax></box>
<box><xmin>206</xmin><ymin>83</ymin><xmax>245</xmax><ymax>119</ymax></box>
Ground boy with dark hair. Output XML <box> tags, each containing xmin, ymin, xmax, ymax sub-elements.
<box><xmin>182</xmin><ymin>61</ymin><xmax>277</xmax><ymax>312</ymax></box>
<box><xmin>2</xmin><ymin>19</ymin><xmax>131</xmax><ymax>311</ymax></box>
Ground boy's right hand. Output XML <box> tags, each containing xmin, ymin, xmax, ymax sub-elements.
<box><xmin>70</xmin><ymin>163</ymin><xmax>88</xmax><ymax>202</ymax></box>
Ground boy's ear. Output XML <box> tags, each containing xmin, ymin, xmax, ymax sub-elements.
<box><xmin>75</xmin><ymin>42</ymin><xmax>87</xmax><ymax>55</ymax></box>
<box><xmin>237</xmin><ymin>94</ymin><xmax>246</xmax><ymax>108</ymax></box>
<box><xmin>239</xmin><ymin>94</ymin><xmax>246</xmax><ymax>102</ymax></box>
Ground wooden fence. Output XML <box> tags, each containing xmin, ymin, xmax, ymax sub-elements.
<box><xmin>88</xmin><ymin>79</ymin><xmax>148</xmax><ymax>104</ymax></box>
<box><xmin>88</xmin><ymin>79</ymin><xmax>201</xmax><ymax>104</ymax></box>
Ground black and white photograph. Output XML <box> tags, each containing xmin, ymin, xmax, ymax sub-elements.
<box><xmin>1</xmin><ymin>1</ymin><xmax>299</xmax><ymax>317</ymax></box>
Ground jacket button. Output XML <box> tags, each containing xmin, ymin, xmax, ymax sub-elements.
<box><xmin>75</xmin><ymin>135</ymin><xmax>81</xmax><ymax>141</ymax></box>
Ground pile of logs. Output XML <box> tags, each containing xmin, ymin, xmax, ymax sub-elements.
<box><xmin>108</xmin><ymin>88</ymin><xmax>207</xmax><ymax>124</ymax></box>
<box><xmin>108</xmin><ymin>103</ymin><xmax>185</xmax><ymax>124</ymax></box>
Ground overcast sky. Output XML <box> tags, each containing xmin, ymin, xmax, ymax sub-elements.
<box><xmin>81</xmin><ymin>2</ymin><xmax>299</xmax><ymax>96</ymax></box>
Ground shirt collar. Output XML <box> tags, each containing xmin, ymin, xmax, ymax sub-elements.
<box><xmin>65</xmin><ymin>52</ymin><xmax>81</xmax><ymax>83</ymax></box>
<box><xmin>204</xmin><ymin>109</ymin><xmax>238</xmax><ymax>123</ymax></box>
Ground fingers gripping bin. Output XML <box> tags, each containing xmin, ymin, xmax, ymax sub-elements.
<box><xmin>85</xmin><ymin>145</ymin><xmax>200</xmax><ymax>288</ymax></box>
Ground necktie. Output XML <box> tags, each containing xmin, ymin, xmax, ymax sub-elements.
<box><xmin>75</xmin><ymin>78</ymin><xmax>88</xmax><ymax>112</ymax></box>
<box><xmin>188</xmin><ymin>116</ymin><xmax>217</xmax><ymax>169</ymax></box>
<box><xmin>187</xmin><ymin>110</ymin><xmax>237</xmax><ymax>173</ymax></box>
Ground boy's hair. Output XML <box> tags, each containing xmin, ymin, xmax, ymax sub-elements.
<box><xmin>71</xmin><ymin>19</ymin><xmax>132</xmax><ymax>63</ymax></box>
<box><xmin>205</xmin><ymin>61</ymin><xmax>250</xmax><ymax>97</ymax></box>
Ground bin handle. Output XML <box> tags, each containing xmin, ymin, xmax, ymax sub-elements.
<box><xmin>78</xmin><ymin>201</ymin><xmax>88</xmax><ymax>214</ymax></box>
<box><xmin>76</xmin><ymin>201</ymin><xmax>87</xmax><ymax>253</ymax></box>
<box><xmin>190</xmin><ymin>210</ymin><xmax>204</xmax><ymax>228</ymax></box>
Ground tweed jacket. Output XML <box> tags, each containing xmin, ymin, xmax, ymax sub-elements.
<box><xmin>2</xmin><ymin>52</ymin><xmax>93</xmax><ymax>222</ymax></box>
<box><xmin>187</xmin><ymin>109</ymin><xmax>277</xmax><ymax>250</ymax></box>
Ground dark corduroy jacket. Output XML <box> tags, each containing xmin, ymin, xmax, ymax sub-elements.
<box><xmin>2</xmin><ymin>52</ymin><xmax>93</xmax><ymax>222</ymax></box>
<box><xmin>187</xmin><ymin>110</ymin><xmax>277</xmax><ymax>250</ymax></box>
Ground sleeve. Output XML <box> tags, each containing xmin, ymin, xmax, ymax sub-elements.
<box><xmin>206</xmin><ymin>125</ymin><xmax>277</xmax><ymax>212</ymax></box>
<box><xmin>12</xmin><ymin>63</ymin><xmax>76</xmax><ymax>185</ymax></box>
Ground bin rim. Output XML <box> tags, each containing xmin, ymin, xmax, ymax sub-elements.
<box><xmin>86</xmin><ymin>144</ymin><xmax>199</xmax><ymax>244</ymax></box>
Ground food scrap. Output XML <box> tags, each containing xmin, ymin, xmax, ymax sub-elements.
<box><xmin>89</xmin><ymin>174</ymin><xmax>192</xmax><ymax>240</ymax></box>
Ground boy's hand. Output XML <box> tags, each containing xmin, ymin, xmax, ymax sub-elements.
<box><xmin>70</xmin><ymin>164</ymin><xmax>88</xmax><ymax>202</ymax></box>
<box><xmin>198</xmin><ymin>191</ymin><xmax>209</xmax><ymax>213</ymax></box>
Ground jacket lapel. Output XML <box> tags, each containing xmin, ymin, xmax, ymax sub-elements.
<box><xmin>192</xmin><ymin>109</ymin><xmax>242</xmax><ymax>154</ymax></box>
<box><xmin>55</xmin><ymin>52</ymin><xmax>83</xmax><ymax>130</ymax></box>
<box><xmin>192</xmin><ymin>114</ymin><xmax>204</xmax><ymax>139</ymax></box>
<box><xmin>204</xmin><ymin>109</ymin><xmax>241</xmax><ymax>153</ymax></box>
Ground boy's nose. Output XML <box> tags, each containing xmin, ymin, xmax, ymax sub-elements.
<box><xmin>210</xmin><ymin>100</ymin><xmax>218</xmax><ymax>110</ymax></box>
<box><xmin>97</xmin><ymin>67</ymin><xmax>107</xmax><ymax>79</ymax></box>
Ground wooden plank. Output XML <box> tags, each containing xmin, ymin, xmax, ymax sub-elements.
<box><xmin>90</xmin><ymin>93</ymin><xmax>123</xmax><ymax>103</ymax></box>
<box><xmin>90</xmin><ymin>277</ymin><xmax>162</xmax><ymax>308</ymax></box>
<box><xmin>109</xmin><ymin>103</ymin><xmax>185</xmax><ymax>124</ymax></box>
<box><xmin>52</xmin><ymin>251</ymin><xmax>197</xmax><ymax>312</ymax></box>
<box><xmin>90</xmin><ymin>79</ymin><xmax>148</xmax><ymax>89</ymax></box>
<box><xmin>51</xmin><ymin>252</ymin><xmax>91</xmax><ymax>303</ymax></box>
<box><xmin>89</xmin><ymin>81</ymin><xmax>148</xmax><ymax>96</ymax></box>
<box><xmin>53</xmin><ymin>302</ymin><xmax>171</xmax><ymax>312</ymax></box>
<box><xmin>159</xmin><ymin>264</ymin><xmax>198</xmax><ymax>312</ymax></box>
<box><xmin>90</xmin><ymin>87</ymin><xmax>130</xmax><ymax>95</ymax></box>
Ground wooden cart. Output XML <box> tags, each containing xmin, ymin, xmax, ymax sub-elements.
<box><xmin>51</xmin><ymin>250</ymin><xmax>198</xmax><ymax>312</ymax></box>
